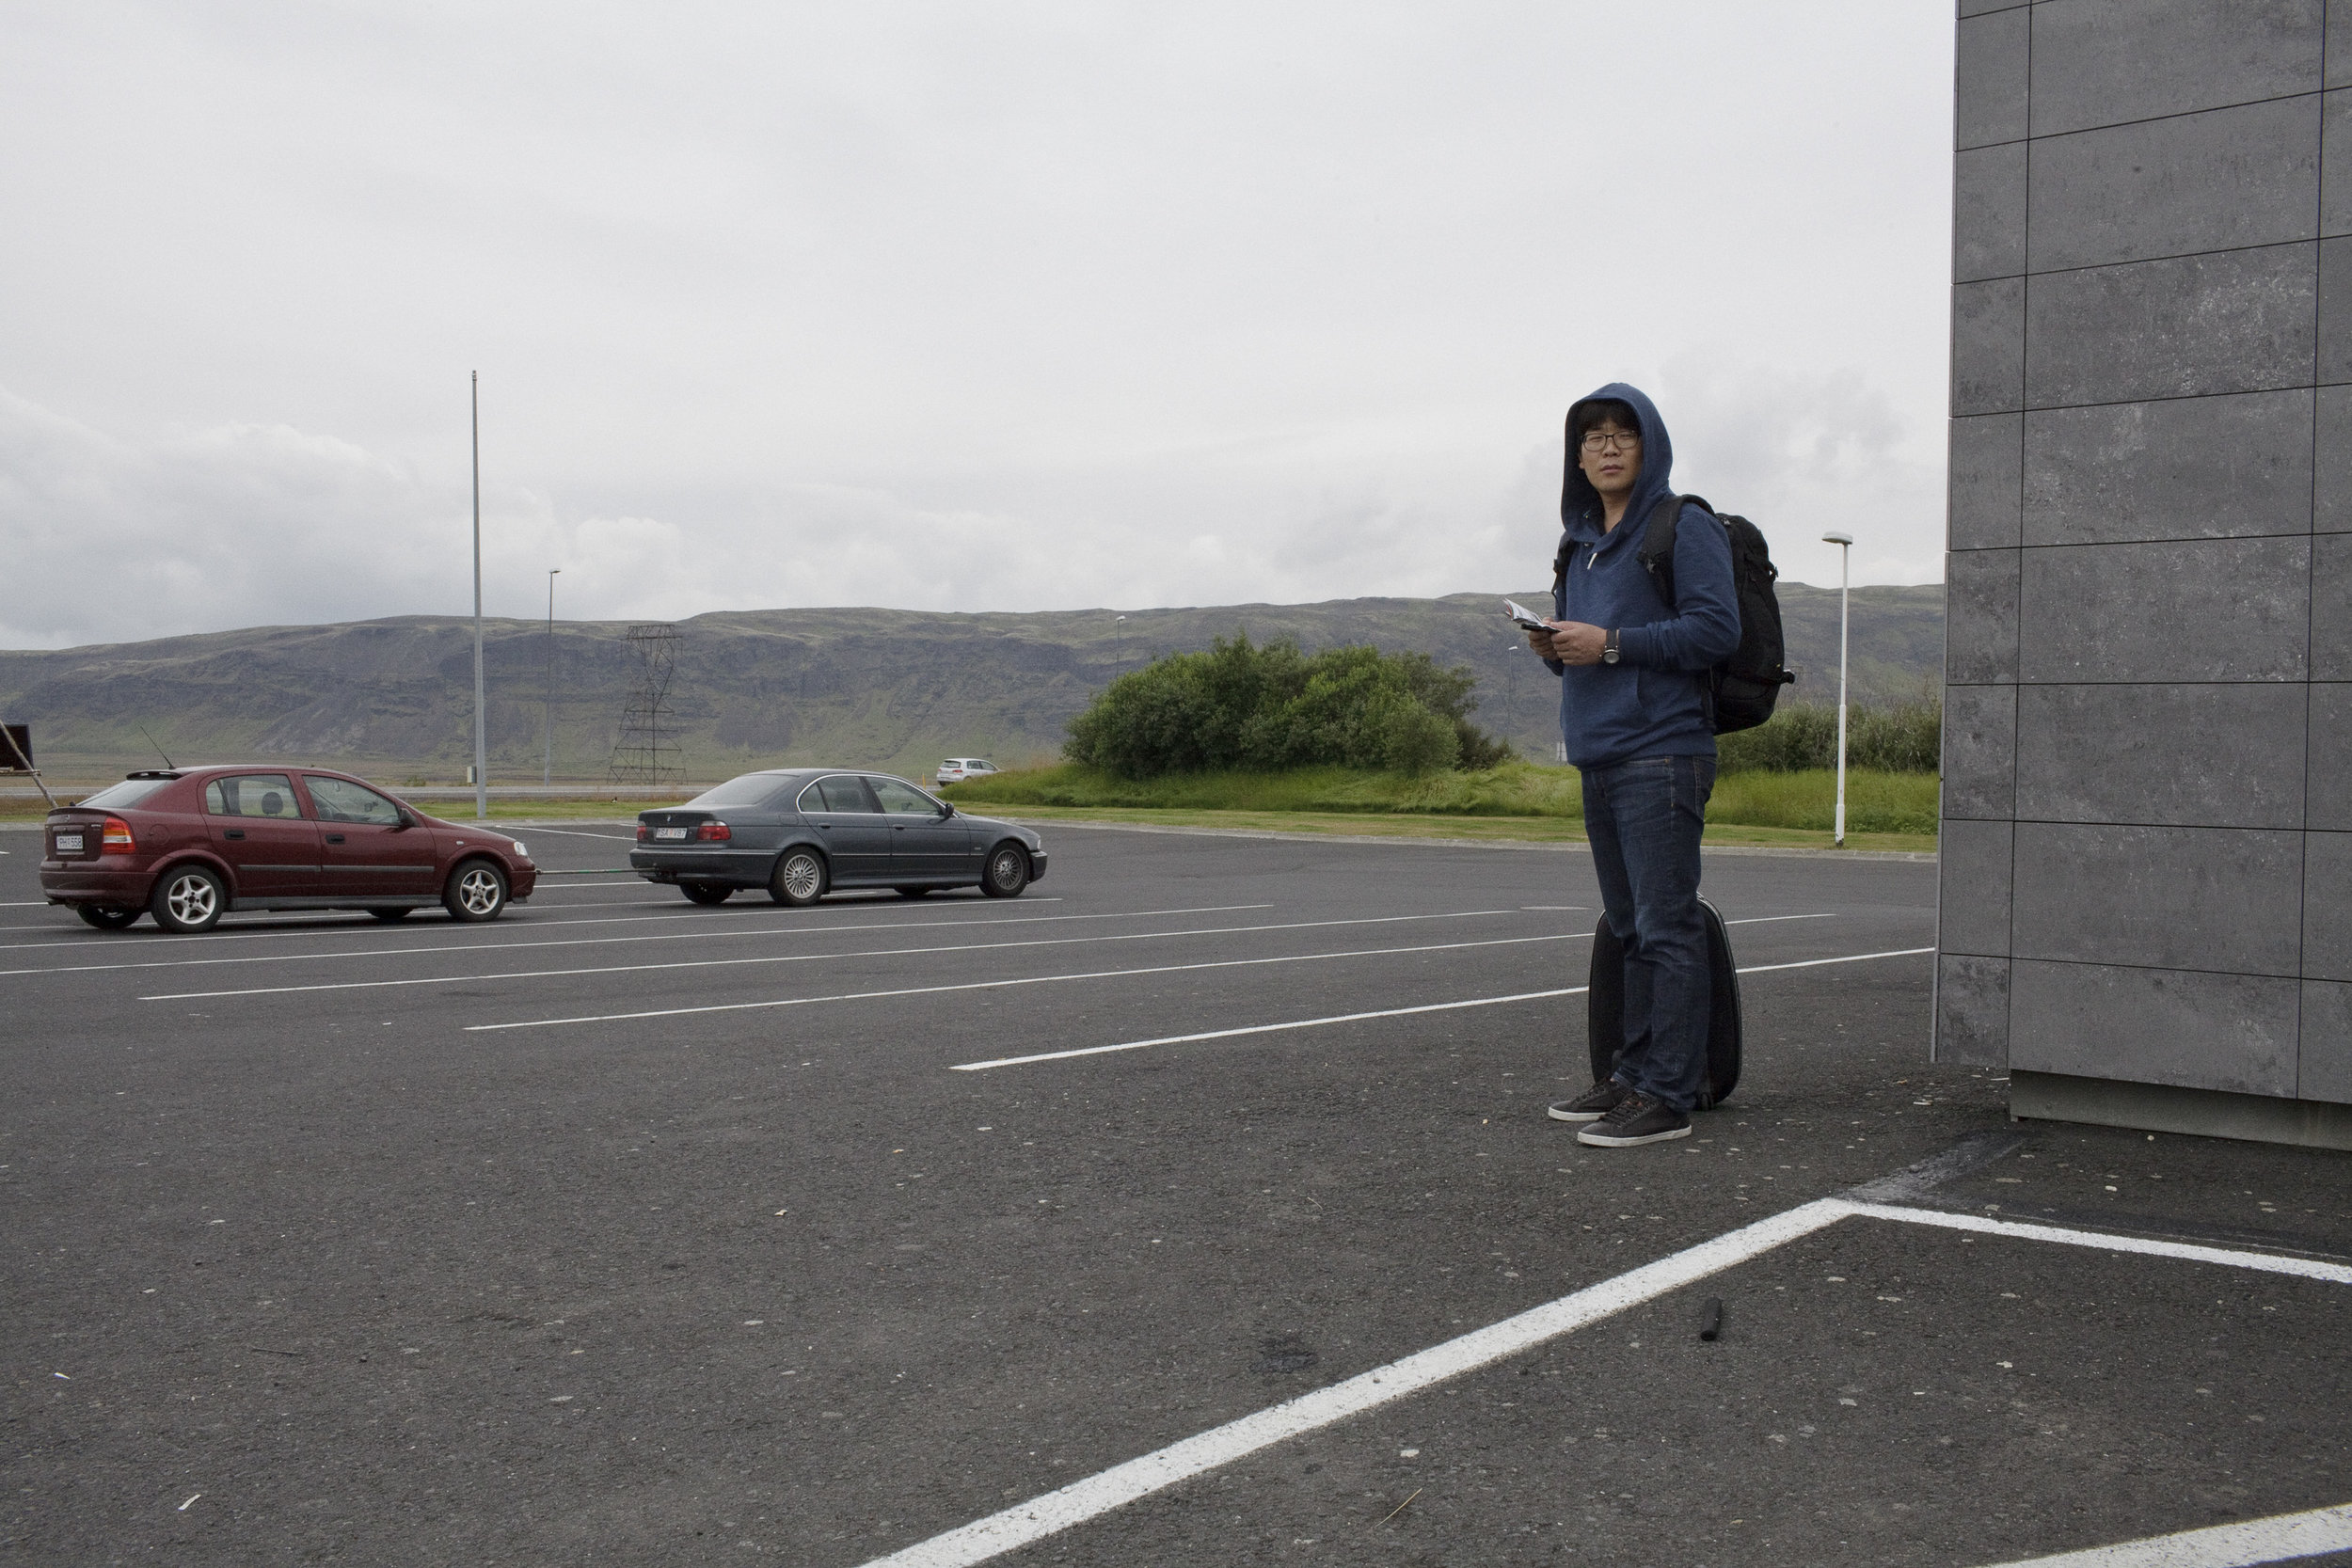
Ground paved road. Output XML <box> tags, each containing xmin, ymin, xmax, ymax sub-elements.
<box><xmin>2</xmin><ymin>821</ymin><xmax>2345</xmax><ymax>1565</ymax></box>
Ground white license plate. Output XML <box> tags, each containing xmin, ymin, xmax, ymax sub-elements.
<box><xmin>653</xmin><ymin>826</ymin><xmax>688</xmax><ymax>840</ymax></box>
<box><xmin>55</xmin><ymin>832</ymin><xmax>84</xmax><ymax>852</ymax></box>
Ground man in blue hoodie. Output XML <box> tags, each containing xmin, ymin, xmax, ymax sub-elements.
<box><xmin>1526</xmin><ymin>384</ymin><xmax>1740</xmax><ymax>1148</ymax></box>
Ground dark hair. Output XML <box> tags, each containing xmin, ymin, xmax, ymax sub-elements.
<box><xmin>1572</xmin><ymin>399</ymin><xmax>1640</xmax><ymax>442</ymax></box>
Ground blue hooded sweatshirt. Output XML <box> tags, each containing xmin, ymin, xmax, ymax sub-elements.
<box><xmin>1549</xmin><ymin>383</ymin><xmax>1740</xmax><ymax>769</ymax></box>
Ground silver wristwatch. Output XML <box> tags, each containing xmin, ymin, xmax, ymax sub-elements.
<box><xmin>1602</xmin><ymin>628</ymin><xmax>1621</xmax><ymax>665</ymax></box>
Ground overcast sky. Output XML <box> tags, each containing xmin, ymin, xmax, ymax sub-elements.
<box><xmin>0</xmin><ymin>2</ymin><xmax>1955</xmax><ymax>652</ymax></box>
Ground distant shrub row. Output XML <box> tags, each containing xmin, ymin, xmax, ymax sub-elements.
<box><xmin>1064</xmin><ymin>634</ymin><xmax>1513</xmax><ymax>779</ymax></box>
<box><xmin>1717</xmin><ymin>696</ymin><xmax>1941</xmax><ymax>774</ymax></box>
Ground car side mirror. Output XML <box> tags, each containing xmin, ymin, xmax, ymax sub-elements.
<box><xmin>395</xmin><ymin>809</ymin><xmax>416</xmax><ymax>829</ymax></box>
<box><xmin>938</xmin><ymin>802</ymin><xmax>955</xmax><ymax>818</ymax></box>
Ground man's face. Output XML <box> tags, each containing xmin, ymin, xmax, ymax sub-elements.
<box><xmin>1577</xmin><ymin>419</ymin><xmax>1642</xmax><ymax>500</ymax></box>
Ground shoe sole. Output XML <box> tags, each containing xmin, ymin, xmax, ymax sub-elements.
<box><xmin>1576</xmin><ymin>1122</ymin><xmax>1692</xmax><ymax>1147</ymax></box>
<box><xmin>1547</xmin><ymin>1105</ymin><xmax>1611</xmax><ymax>1122</ymax></box>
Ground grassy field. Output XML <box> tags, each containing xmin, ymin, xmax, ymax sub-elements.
<box><xmin>5</xmin><ymin>763</ymin><xmax>1941</xmax><ymax>854</ymax></box>
<box><xmin>950</xmin><ymin>761</ymin><xmax>1937</xmax><ymax>841</ymax></box>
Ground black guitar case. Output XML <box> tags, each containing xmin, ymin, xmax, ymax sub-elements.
<box><xmin>1586</xmin><ymin>895</ymin><xmax>1742</xmax><ymax>1109</ymax></box>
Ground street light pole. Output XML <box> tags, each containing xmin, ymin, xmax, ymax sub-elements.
<box><xmin>472</xmin><ymin>372</ymin><xmax>487</xmax><ymax>822</ymax></box>
<box><xmin>1822</xmin><ymin>531</ymin><xmax>1853</xmax><ymax>847</ymax></box>
<box><xmin>544</xmin><ymin>567</ymin><xmax>561</xmax><ymax>787</ymax></box>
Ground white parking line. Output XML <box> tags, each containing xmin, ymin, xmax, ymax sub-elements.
<box><xmin>1846</xmin><ymin>1202</ymin><xmax>2352</xmax><ymax>1285</ymax></box>
<box><xmin>1974</xmin><ymin>1500</ymin><xmax>2352</xmax><ymax>1567</ymax></box>
<box><xmin>948</xmin><ymin>946</ymin><xmax>1934</xmax><ymax>1070</ymax></box>
<box><xmin>0</xmin><ymin>901</ymin><xmax>1246</xmax><ymax>974</ymax></box>
<box><xmin>0</xmin><ymin>897</ymin><xmax>1073</xmax><ymax>947</ymax></box>
<box><xmin>851</xmin><ymin>1199</ymin><xmax>1855</xmax><ymax>1568</ymax></box>
<box><xmin>461</xmin><ymin>933</ymin><xmax>1577</xmax><ymax>1031</ymax></box>
<box><xmin>848</xmin><ymin>1194</ymin><xmax>2351</xmax><ymax>1568</ymax></box>
<box><xmin>140</xmin><ymin>912</ymin><xmax>1542</xmax><ymax>1002</ymax></box>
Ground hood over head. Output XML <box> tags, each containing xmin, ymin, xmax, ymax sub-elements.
<box><xmin>1560</xmin><ymin>382</ymin><xmax>1675</xmax><ymax>546</ymax></box>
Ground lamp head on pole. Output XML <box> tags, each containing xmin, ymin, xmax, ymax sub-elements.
<box><xmin>1820</xmin><ymin>531</ymin><xmax>1852</xmax><ymax>546</ymax></box>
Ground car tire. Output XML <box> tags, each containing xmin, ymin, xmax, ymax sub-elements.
<box><xmin>368</xmin><ymin>907</ymin><xmax>414</xmax><ymax>923</ymax></box>
<box><xmin>77</xmin><ymin>905</ymin><xmax>141</xmax><ymax>931</ymax></box>
<box><xmin>151</xmin><ymin>865</ymin><xmax>227</xmax><ymax>934</ymax></box>
<box><xmin>893</xmin><ymin>886</ymin><xmax>934</xmax><ymax>899</ymax></box>
<box><xmin>444</xmin><ymin>860</ymin><xmax>508</xmax><ymax>923</ymax></box>
<box><xmin>980</xmin><ymin>843</ymin><xmax>1030</xmax><ymax>898</ymax></box>
<box><xmin>770</xmin><ymin>848</ymin><xmax>827</xmax><ymax>907</ymax></box>
<box><xmin>681</xmin><ymin>883</ymin><xmax>734</xmax><ymax>906</ymax></box>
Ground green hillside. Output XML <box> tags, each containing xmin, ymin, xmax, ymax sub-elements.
<box><xmin>0</xmin><ymin>584</ymin><xmax>1942</xmax><ymax>785</ymax></box>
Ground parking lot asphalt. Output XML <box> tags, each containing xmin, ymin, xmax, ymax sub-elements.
<box><xmin>2</xmin><ymin>819</ymin><xmax>2346</xmax><ymax>1566</ymax></box>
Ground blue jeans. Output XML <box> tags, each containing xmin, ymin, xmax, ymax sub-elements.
<box><xmin>1580</xmin><ymin>753</ymin><xmax>1715</xmax><ymax>1112</ymax></box>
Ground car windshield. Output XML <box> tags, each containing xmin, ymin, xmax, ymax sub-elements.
<box><xmin>687</xmin><ymin>773</ymin><xmax>792</xmax><ymax>808</ymax></box>
<box><xmin>74</xmin><ymin>778</ymin><xmax>176</xmax><ymax>811</ymax></box>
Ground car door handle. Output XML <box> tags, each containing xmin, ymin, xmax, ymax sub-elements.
<box><xmin>224</xmin><ymin>829</ymin><xmax>246</xmax><ymax>840</ymax></box>
<box><xmin>325</xmin><ymin>832</ymin><xmax>346</xmax><ymax>844</ymax></box>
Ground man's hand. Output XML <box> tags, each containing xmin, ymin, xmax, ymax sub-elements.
<box><xmin>1530</xmin><ymin>620</ymin><xmax>1609</xmax><ymax>666</ymax></box>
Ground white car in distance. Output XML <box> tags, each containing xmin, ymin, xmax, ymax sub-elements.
<box><xmin>936</xmin><ymin>758</ymin><xmax>998</xmax><ymax>785</ymax></box>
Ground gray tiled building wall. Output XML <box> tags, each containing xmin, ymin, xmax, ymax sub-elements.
<box><xmin>1937</xmin><ymin>0</ymin><xmax>2352</xmax><ymax>1106</ymax></box>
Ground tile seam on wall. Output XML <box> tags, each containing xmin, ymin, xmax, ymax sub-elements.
<box><xmin>1999</xmin><ymin>384</ymin><xmax>2343</xmax><ymax>417</ymax></box>
<box><xmin>1953</xmin><ymin>530</ymin><xmax>2319</xmax><ymax>553</ymax></box>
<box><xmin>2007</xmin><ymin>954</ymin><xmax>2308</xmax><ymax>983</ymax></box>
<box><xmin>2009</xmin><ymin>8</ymin><xmax>2032</xmax><ymax>1044</ymax></box>
<box><xmin>2022</xmin><ymin>87</ymin><xmax>2327</xmax><ymax>148</ymax></box>
<box><xmin>2018</xmin><ymin>235</ymin><xmax>2314</xmax><ymax>283</ymax></box>
<box><xmin>2301</xmin><ymin>62</ymin><xmax>2324</xmax><ymax>1097</ymax></box>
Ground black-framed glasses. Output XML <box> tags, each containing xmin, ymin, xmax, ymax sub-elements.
<box><xmin>1580</xmin><ymin>430</ymin><xmax>1640</xmax><ymax>452</ymax></box>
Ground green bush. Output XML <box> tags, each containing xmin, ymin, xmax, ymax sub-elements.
<box><xmin>1064</xmin><ymin>634</ymin><xmax>1509</xmax><ymax>779</ymax></box>
<box><xmin>1716</xmin><ymin>696</ymin><xmax>1941</xmax><ymax>774</ymax></box>
<box><xmin>956</xmin><ymin>761</ymin><xmax>1581</xmax><ymax>816</ymax></box>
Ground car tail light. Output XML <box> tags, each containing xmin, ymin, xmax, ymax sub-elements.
<box><xmin>694</xmin><ymin>821</ymin><xmax>732</xmax><ymax>842</ymax></box>
<box><xmin>101</xmin><ymin>816</ymin><xmax>136</xmax><ymax>854</ymax></box>
<box><xmin>636</xmin><ymin>823</ymin><xmax>651</xmax><ymax>841</ymax></box>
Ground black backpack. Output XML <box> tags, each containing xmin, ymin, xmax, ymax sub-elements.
<box><xmin>1551</xmin><ymin>492</ymin><xmax>1796</xmax><ymax>735</ymax></box>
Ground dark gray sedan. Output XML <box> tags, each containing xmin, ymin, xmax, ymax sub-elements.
<box><xmin>628</xmin><ymin>768</ymin><xmax>1048</xmax><ymax>906</ymax></box>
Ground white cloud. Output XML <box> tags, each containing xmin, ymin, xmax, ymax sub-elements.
<box><xmin>0</xmin><ymin>2</ymin><xmax>1954</xmax><ymax>649</ymax></box>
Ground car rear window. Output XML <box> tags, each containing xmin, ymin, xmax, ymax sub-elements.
<box><xmin>687</xmin><ymin>774</ymin><xmax>791</xmax><ymax>808</ymax></box>
<box><xmin>205</xmin><ymin>774</ymin><xmax>305</xmax><ymax>818</ymax></box>
<box><xmin>74</xmin><ymin>778</ymin><xmax>175</xmax><ymax>811</ymax></box>
<box><xmin>802</xmin><ymin>776</ymin><xmax>876</xmax><ymax>813</ymax></box>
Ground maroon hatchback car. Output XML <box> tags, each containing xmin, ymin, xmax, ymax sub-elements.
<box><xmin>39</xmin><ymin>766</ymin><xmax>538</xmax><ymax>933</ymax></box>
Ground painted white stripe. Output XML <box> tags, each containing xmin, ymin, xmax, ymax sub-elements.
<box><xmin>845</xmin><ymin>1193</ymin><xmax>2349</xmax><ymax>1568</ymax></box>
<box><xmin>850</xmin><ymin>1200</ymin><xmax>1853</xmax><ymax>1568</ymax></box>
<box><xmin>950</xmin><ymin>987</ymin><xmax>1592</xmax><ymax>1069</ymax></box>
<box><xmin>1972</xmin><ymin>1500</ymin><xmax>2352</xmax><ymax>1567</ymax></box>
<box><xmin>0</xmin><ymin>894</ymin><xmax>1082</xmax><ymax>951</ymax></box>
<box><xmin>0</xmin><ymin>900</ymin><xmax>1236</xmax><ymax>974</ymax></box>
<box><xmin>1846</xmin><ymin>1202</ymin><xmax>2352</xmax><ymax>1285</ymax></box>
<box><xmin>139</xmin><ymin>911</ymin><xmax>1532</xmax><ymax>1002</ymax></box>
<box><xmin>948</xmin><ymin>944</ymin><xmax>1934</xmax><ymax>1071</ymax></box>
<box><xmin>459</xmin><ymin>933</ymin><xmax>1577</xmax><ymax>1032</ymax></box>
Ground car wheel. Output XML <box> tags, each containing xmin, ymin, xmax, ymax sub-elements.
<box><xmin>893</xmin><ymin>886</ymin><xmax>934</xmax><ymax>899</ymax></box>
<box><xmin>367</xmin><ymin>907</ymin><xmax>414</xmax><ymax>922</ymax></box>
<box><xmin>151</xmin><ymin>865</ymin><xmax>227</xmax><ymax>934</ymax></box>
<box><xmin>77</xmin><ymin>905</ymin><xmax>141</xmax><ymax>931</ymax></box>
<box><xmin>980</xmin><ymin>843</ymin><xmax>1030</xmax><ymax>898</ymax></box>
<box><xmin>770</xmin><ymin>848</ymin><xmax>827</xmax><ymax>907</ymax></box>
<box><xmin>444</xmin><ymin>860</ymin><xmax>508</xmax><ymax>923</ymax></box>
<box><xmin>681</xmin><ymin>883</ymin><xmax>735</xmax><ymax>906</ymax></box>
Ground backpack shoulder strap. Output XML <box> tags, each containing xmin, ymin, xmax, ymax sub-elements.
<box><xmin>1635</xmin><ymin>492</ymin><xmax>1697</xmax><ymax>608</ymax></box>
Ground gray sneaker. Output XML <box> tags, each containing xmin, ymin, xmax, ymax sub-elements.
<box><xmin>1576</xmin><ymin>1092</ymin><xmax>1692</xmax><ymax>1147</ymax></box>
<box><xmin>1548</xmin><ymin>1079</ymin><xmax>1630</xmax><ymax>1122</ymax></box>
